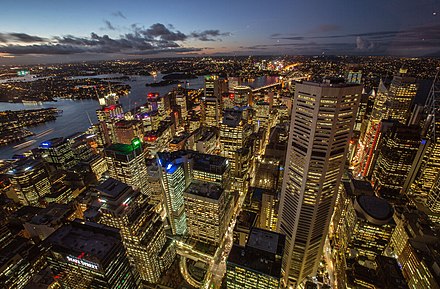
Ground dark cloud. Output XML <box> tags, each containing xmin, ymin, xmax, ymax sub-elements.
<box><xmin>190</xmin><ymin>30</ymin><xmax>231</xmax><ymax>41</ymax></box>
<box><xmin>0</xmin><ymin>22</ymin><xmax>230</xmax><ymax>56</ymax></box>
<box><xmin>103</xmin><ymin>20</ymin><xmax>116</xmax><ymax>31</ymax></box>
<box><xmin>0</xmin><ymin>32</ymin><xmax>48</xmax><ymax>43</ymax></box>
<box><xmin>111</xmin><ymin>11</ymin><xmax>126</xmax><ymax>19</ymax></box>
<box><xmin>144</xmin><ymin>23</ymin><xmax>187</xmax><ymax>41</ymax></box>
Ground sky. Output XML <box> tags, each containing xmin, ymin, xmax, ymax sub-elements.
<box><xmin>0</xmin><ymin>0</ymin><xmax>439</xmax><ymax>64</ymax></box>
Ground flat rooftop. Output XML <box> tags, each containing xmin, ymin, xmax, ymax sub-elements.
<box><xmin>247</xmin><ymin>228</ymin><xmax>282</xmax><ymax>256</ymax></box>
<box><xmin>45</xmin><ymin>220</ymin><xmax>120</xmax><ymax>261</ymax></box>
<box><xmin>95</xmin><ymin>178</ymin><xmax>132</xmax><ymax>199</ymax></box>
<box><xmin>185</xmin><ymin>181</ymin><xmax>223</xmax><ymax>200</ymax></box>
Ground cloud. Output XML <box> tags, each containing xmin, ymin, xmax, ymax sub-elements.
<box><xmin>190</xmin><ymin>30</ymin><xmax>232</xmax><ymax>41</ymax></box>
<box><xmin>103</xmin><ymin>20</ymin><xmax>116</xmax><ymax>31</ymax></box>
<box><xmin>0</xmin><ymin>32</ymin><xmax>48</xmax><ymax>43</ymax></box>
<box><xmin>112</xmin><ymin>11</ymin><xmax>126</xmax><ymax>19</ymax></box>
<box><xmin>0</xmin><ymin>22</ymin><xmax>230</xmax><ymax>56</ymax></box>
<box><xmin>144</xmin><ymin>23</ymin><xmax>187</xmax><ymax>41</ymax></box>
<box><xmin>356</xmin><ymin>36</ymin><xmax>375</xmax><ymax>50</ymax></box>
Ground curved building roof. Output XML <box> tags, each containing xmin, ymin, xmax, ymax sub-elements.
<box><xmin>354</xmin><ymin>195</ymin><xmax>394</xmax><ymax>225</ymax></box>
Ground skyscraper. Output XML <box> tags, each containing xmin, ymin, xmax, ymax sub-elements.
<box><xmin>202</xmin><ymin>75</ymin><xmax>221</xmax><ymax>128</ymax></box>
<box><xmin>157</xmin><ymin>158</ymin><xmax>187</xmax><ymax>235</ymax></box>
<box><xmin>7</xmin><ymin>158</ymin><xmax>51</xmax><ymax>206</ymax></box>
<box><xmin>227</xmin><ymin>227</ymin><xmax>285</xmax><ymax>289</ymax></box>
<box><xmin>104</xmin><ymin>138</ymin><xmax>149</xmax><ymax>195</ymax></box>
<box><xmin>371</xmin><ymin>123</ymin><xmax>420</xmax><ymax>202</ymax></box>
<box><xmin>44</xmin><ymin>219</ymin><xmax>141</xmax><ymax>289</ymax></box>
<box><xmin>86</xmin><ymin>178</ymin><xmax>175</xmax><ymax>283</ymax></box>
<box><xmin>278</xmin><ymin>80</ymin><xmax>361</xmax><ymax>287</ymax></box>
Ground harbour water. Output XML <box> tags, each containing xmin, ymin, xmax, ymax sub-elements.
<box><xmin>0</xmin><ymin>74</ymin><xmax>279</xmax><ymax>159</ymax></box>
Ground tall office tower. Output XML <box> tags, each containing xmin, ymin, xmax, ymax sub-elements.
<box><xmin>0</xmin><ymin>237</ymin><xmax>37</xmax><ymax>289</ymax></box>
<box><xmin>157</xmin><ymin>159</ymin><xmax>187</xmax><ymax>235</ymax></box>
<box><xmin>389</xmin><ymin>206</ymin><xmax>440</xmax><ymax>289</ymax></box>
<box><xmin>349</xmin><ymin>195</ymin><xmax>395</xmax><ymax>259</ymax></box>
<box><xmin>44</xmin><ymin>219</ymin><xmax>141</xmax><ymax>289</ymax></box>
<box><xmin>278</xmin><ymin>80</ymin><xmax>361</xmax><ymax>287</ymax></box>
<box><xmin>226</xmin><ymin>227</ymin><xmax>285</xmax><ymax>289</ymax></box>
<box><xmin>87</xmin><ymin>178</ymin><xmax>175</xmax><ymax>283</ymax></box>
<box><xmin>184</xmin><ymin>181</ymin><xmax>227</xmax><ymax>245</ymax></box>
<box><xmin>371</xmin><ymin>123</ymin><xmax>420</xmax><ymax>202</ymax></box>
<box><xmin>354</xmin><ymin>80</ymin><xmax>388</xmax><ymax>177</ymax></box>
<box><xmin>228</xmin><ymin>76</ymin><xmax>242</xmax><ymax>92</ymax></box>
<box><xmin>96</xmin><ymin>104</ymin><xmax>124</xmax><ymax>145</ymax></box>
<box><xmin>233</xmin><ymin>85</ymin><xmax>253</xmax><ymax>107</ymax></box>
<box><xmin>386</xmin><ymin>70</ymin><xmax>418</xmax><ymax>124</ymax></box>
<box><xmin>220</xmin><ymin>109</ymin><xmax>253</xmax><ymax>173</ymax></box>
<box><xmin>39</xmin><ymin>137</ymin><xmax>76</xmax><ymax>170</ymax></box>
<box><xmin>406</xmin><ymin>71</ymin><xmax>440</xmax><ymax>213</ymax></box>
<box><xmin>6</xmin><ymin>158</ymin><xmax>51</xmax><ymax>206</ymax></box>
<box><xmin>202</xmin><ymin>75</ymin><xmax>221</xmax><ymax>127</ymax></box>
<box><xmin>114</xmin><ymin>119</ymin><xmax>144</xmax><ymax>144</ymax></box>
<box><xmin>344</xmin><ymin>64</ymin><xmax>362</xmax><ymax>84</ymax></box>
<box><xmin>104</xmin><ymin>138</ymin><xmax>149</xmax><ymax>194</ymax></box>
<box><xmin>175</xmin><ymin>89</ymin><xmax>188</xmax><ymax>124</ymax></box>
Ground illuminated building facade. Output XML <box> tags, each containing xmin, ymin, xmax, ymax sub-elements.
<box><xmin>278</xmin><ymin>80</ymin><xmax>361</xmax><ymax>287</ymax></box>
<box><xmin>371</xmin><ymin>123</ymin><xmax>420</xmax><ymax>202</ymax></box>
<box><xmin>104</xmin><ymin>138</ymin><xmax>149</xmax><ymax>195</ymax></box>
<box><xmin>7</xmin><ymin>158</ymin><xmax>51</xmax><ymax>206</ymax></box>
<box><xmin>220</xmin><ymin>109</ymin><xmax>252</xmax><ymax>174</ymax></box>
<box><xmin>184</xmin><ymin>181</ymin><xmax>227</xmax><ymax>245</ymax></box>
<box><xmin>349</xmin><ymin>195</ymin><xmax>395</xmax><ymax>259</ymax></box>
<box><xmin>114</xmin><ymin>120</ymin><xmax>144</xmax><ymax>145</ymax></box>
<box><xmin>0</xmin><ymin>237</ymin><xmax>36</xmax><ymax>289</ymax></box>
<box><xmin>87</xmin><ymin>178</ymin><xmax>175</xmax><ymax>283</ymax></box>
<box><xmin>96</xmin><ymin>104</ymin><xmax>124</xmax><ymax>145</ymax></box>
<box><xmin>386</xmin><ymin>71</ymin><xmax>418</xmax><ymax>124</ymax></box>
<box><xmin>39</xmin><ymin>137</ymin><xmax>76</xmax><ymax>170</ymax></box>
<box><xmin>202</xmin><ymin>75</ymin><xmax>221</xmax><ymax>128</ymax></box>
<box><xmin>157</xmin><ymin>159</ymin><xmax>187</xmax><ymax>235</ymax></box>
<box><xmin>389</xmin><ymin>207</ymin><xmax>440</xmax><ymax>289</ymax></box>
<box><xmin>233</xmin><ymin>85</ymin><xmax>252</xmax><ymax>107</ymax></box>
<box><xmin>44</xmin><ymin>219</ymin><xmax>140</xmax><ymax>289</ymax></box>
<box><xmin>227</xmin><ymin>227</ymin><xmax>285</xmax><ymax>289</ymax></box>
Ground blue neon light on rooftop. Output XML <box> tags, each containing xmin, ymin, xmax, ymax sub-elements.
<box><xmin>40</xmin><ymin>141</ymin><xmax>52</xmax><ymax>148</ymax></box>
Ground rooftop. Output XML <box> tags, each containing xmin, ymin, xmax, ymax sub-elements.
<box><xmin>45</xmin><ymin>219</ymin><xmax>120</xmax><ymax>261</ymax></box>
<box><xmin>354</xmin><ymin>195</ymin><xmax>394</xmax><ymax>225</ymax></box>
<box><xmin>185</xmin><ymin>181</ymin><xmax>223</xmax><ymax>200</ymax></box>
<box><xmin>247</xmin><ymin>227</ymin><xmax>283</xmax><ymax>256</ymax></box>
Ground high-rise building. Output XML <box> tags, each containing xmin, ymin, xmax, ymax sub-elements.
<box><xmin>157</xmin><ymin>159</ymin><xmax>187</xmax><ymax>235</ymax></box>
<box><xmin>202</xmin><ymin>75</ymin><xmax>221</xmax><ymax>127</ymax></box>
<box><xmin>220</xmin><ymin>109</ymin><xmax>252</xmax><ymax>173</ymax></box>
<box><xmin>114</xmin><ymin>119</ymin><xmax>144</xmax><ymax>144</ymax></box>
<box><xmin>104</xmin><ymin>138</ymin><xmax>149</xmax><ymax>194</ymax></box>
<box><xmin>7</xmin><ymin>158</ymin><xmax>51</xmax><ymax>206</ymax></box>
<box><xmin>371</xmin><ymin>123</ymin><xmax>420</xmax><ymax>202</ymax></box>
<box><xmin>0</xmin><ymin>237</ymin><xmax>37</xmax><ymax>289</ymax></box>
<box><xmin>86</xmin><ymin>178</ymin><xmax>175</xmax><ymax>283</ymax></box>
<box><xmin>39</xmin><ymin>137</ymin><xmax>76</xmax><ymax>170</ymax></box>
<box><xmin>389</xmin><ymin>206</ymin><xmax>440</xmax><ymax>289</ymax></box>
<box><xmin>44</xmin><ymin>219</ymin><xmax>141</xmax><ymax>289</ymax></box>
<box><xmin>386</xmin><ymin>71</ymin><xmax>418</xmax><ymax>123</ymax></box>
<box><xmin>184</xmin><ymin>181</ymin><xmax>227</xmax><ymax>245</ymax></box>
<box><xmin>96</xmin><ymin>104</ymin><xmax>124</xmax><ymax>146</ymax></box>
<box><xmin>227</xmin><ymin>227</ymin><xmax>285</xmax><ymax>289</ymax></box>
<box><xmin>278</xmin><ymin>80</ymin><xmax>361</xmax><ymax>287</ymax></box>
